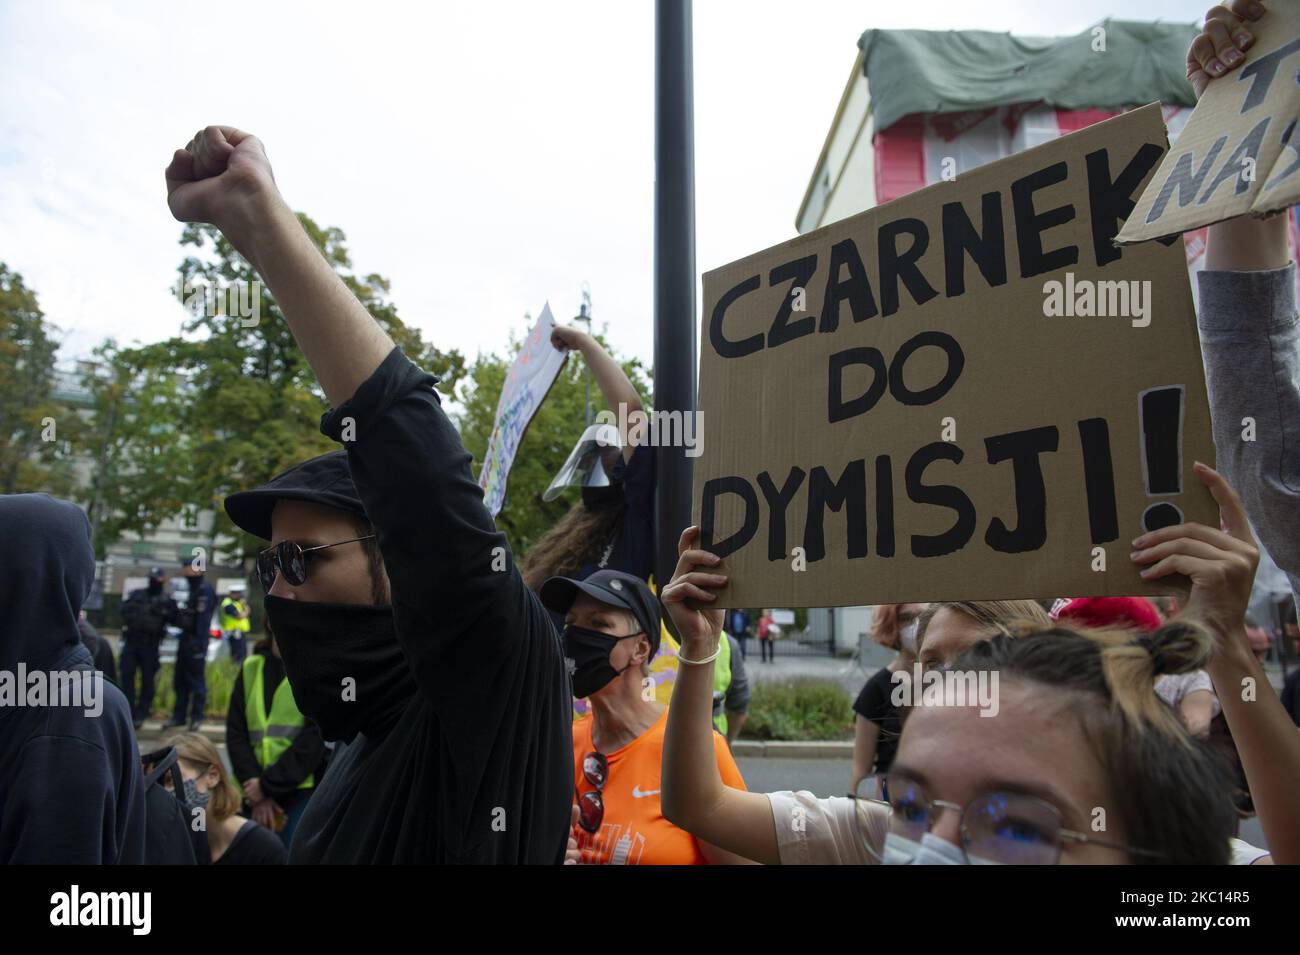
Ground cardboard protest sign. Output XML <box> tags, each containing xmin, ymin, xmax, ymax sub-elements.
<box><xmin>1117</xmin><ymin>5</ymin><xmax>1300</xmax><ymax>243</ymax></box>
<box><xmin>478</xmin><ymin>303</ymin><xmax>568</xmax><ymax>517</ymax></box>
<box><xmin>693</xmin><ymin>104</ymin><xmax>1217</xmax><ymax>608</ymax></box>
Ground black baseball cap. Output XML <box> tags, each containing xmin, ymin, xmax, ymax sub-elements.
<box><xmin>147</xmin><ymin>566</ymin><xmax>166</xmax><ymax>580</ymax></box>
<box><xmin>225</xmin><ymin>450</ymin><xmax>367</xmax><ymax>541</ymax></box>
<box><xmin>539</xmin><ymin>569</ymin><xmax>661</xmax><ymax>657</ymax></box>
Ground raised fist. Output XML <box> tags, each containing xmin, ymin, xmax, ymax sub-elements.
<box><xmin>165</xmin><ymin>126</ymin><xmax>276</xmax><ymax>228</ymax></box>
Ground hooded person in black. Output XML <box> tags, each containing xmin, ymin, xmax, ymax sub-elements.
<box><xmin>174</xmin><ymin>124</ymin><xmax>572</xmax><ymax>863</ymax></box>
<box><xmin>0</xmin><ymin>494</ymin><xmax>146</xmax><ymax>863</ymax></box>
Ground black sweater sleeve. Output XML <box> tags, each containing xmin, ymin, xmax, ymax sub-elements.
<box><xmin>260</xmin><ymin>721</ymin><xmax>325</xmax><ymax>800</ymax></box>
<box><xmin>225</xmin><ymin>672</ymin><xmax>262</xmax><ymax>787</ymax></box>
<box><xmin>319</xmin><ymin>348</ymin><xmax>562</xmax><ymax>717</ymax></box>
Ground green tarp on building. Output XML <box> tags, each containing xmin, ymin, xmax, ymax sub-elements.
<box><xmin>859</xmin><ymin>19</ymin><xmax>1199</xmax><ymax>135</ymax></box>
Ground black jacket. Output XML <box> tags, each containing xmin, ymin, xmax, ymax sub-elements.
<box><xmin>120</xmin><ymin>586</ymin><xmax>177</xmax><ymax>646</ymax></box>
<box><xmin>0</xmin><ymin>494</ymin><xmax>146</xmax><ymax>863</ymax></box>
<box><xmin>288</xmin><ymin>348</ymin><xmax>573</xmax><ymax>863</ymax></box>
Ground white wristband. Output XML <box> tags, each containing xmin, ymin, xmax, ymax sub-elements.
<box><xmin>678</xmin><ymin>645</ymin><xmax>722</xmax><ymax>666</ymax></box>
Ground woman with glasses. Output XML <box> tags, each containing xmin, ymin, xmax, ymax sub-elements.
<box><xmin>660</xmin><ymin>465</ymin><xmax>1300</xmax><ymax>864</ymax></box>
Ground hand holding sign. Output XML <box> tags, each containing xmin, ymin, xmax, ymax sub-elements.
<box><xmin>1120</xmin><ymin>1</ymin><xmax>1300</xmax><ymax>243</ymax></box>
<box><xmin>478</xmin><ymin>304</ymin><xmax>569</xmax><ymax>516</ymax></box>
<box><xmin>1186</xmin><ymin>1</ymin><xmax>1265</xmax><ymax>98</ymax></box>
<box><xmin>660</xmin><ymin>527</ymin><xmax>727</xmax><ymax>653</ymax></box>
<box><xmin>1130</xmin><ymin>462</ymin><xmax>1260</xmax><ymax>652</ymax></box>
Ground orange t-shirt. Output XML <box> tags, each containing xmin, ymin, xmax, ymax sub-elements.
<box><xmin>572</xmin><ymin>707</ymin><xmax>746</xmax><ymax>865</ymax></box>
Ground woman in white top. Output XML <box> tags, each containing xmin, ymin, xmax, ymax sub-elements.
<box><xmin>659</xmin><ymin>467</ymin><xmax>1297</xmax><ymax>864</ymax></box>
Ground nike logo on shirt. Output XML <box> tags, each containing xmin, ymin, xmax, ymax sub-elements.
<box><xmin>631</xmin><ymin>786</ymin><xmax>660</xmax><ymax>798</ymax></box>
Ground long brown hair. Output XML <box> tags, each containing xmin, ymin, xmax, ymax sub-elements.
<box><xmin>520</xmin><ymin>500</ymin><xmax>625</xmax><ymax>590</ymax></box>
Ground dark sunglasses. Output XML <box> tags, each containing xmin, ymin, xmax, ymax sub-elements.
<box><xmin>577</xmin><ymin>751</ymin><xmax>608</xmax><ymax>834</ymax></box>
<box><xmin>256</xmin><ymin>535</ymin><xmax>375</xmax><ymax>594</ymax></box>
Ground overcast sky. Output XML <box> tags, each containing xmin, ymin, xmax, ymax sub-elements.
<box><xmin>1</xmin><ymin>0</ymin><xmax>1210</xmax><ymax>374</ymax></box>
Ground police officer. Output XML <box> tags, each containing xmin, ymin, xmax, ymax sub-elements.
<box><xmin>219</xmin><ymin>585</ymin><xmax>252</xmax><ymax>663</ymax></box>
<box><xmin>119</xmin><ymin>567</ymin><xmax>178</xmax><ymax>729</ymax></box>
<box><xmin>167</xmin><ymin>565</ymin><xmax>216</xmax><ymax>732</ymax></box>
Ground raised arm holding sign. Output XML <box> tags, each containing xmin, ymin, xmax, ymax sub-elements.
<box><xmin>1118</xmin><ymin>0</ymin><xmax>1300</xmax><ymax>242</ymax></box>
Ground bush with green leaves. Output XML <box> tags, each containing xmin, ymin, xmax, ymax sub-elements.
<box><xmin>148</xmin><ymin>657</ymin><xmax>240</xmax><ymax>721</ymax></box>
<box><xmin>741</xmin><ymin>678</ymin><xmax>853</xmax><ymax>741</ymax></box>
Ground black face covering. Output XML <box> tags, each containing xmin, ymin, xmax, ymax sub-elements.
<box><xmin>563</xmin><ymin>625</ymin><xmax>641</xmax><ymax>699</ymax></box>
<box><xmin>263</xmin><ymin>595</ymin><xmax>417</xmax><ymax>743</ymax></box>
<box><xmin>581</xmin><ymin>482</ymin><xmax>625</xmax><ymax>511</ymax></box>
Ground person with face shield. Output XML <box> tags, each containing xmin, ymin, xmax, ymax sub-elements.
<box><xmin>169</xmin><ymin>123</ymin><xmax>571</xmax><ymax>863</ymax></box>
<box><xmin>539</xmin><ymin>569</ymin><xmax>751</xmax><ymax>865</ymax></box>
<box><xmin>521</xmin><ymin>325</ymin><xmax>656</xmax><ymax>595</ymax></box>
<box><xmin>522</xmin><ymin>328</ymin><xmax>745</xmax><ymax>730</ymax></box>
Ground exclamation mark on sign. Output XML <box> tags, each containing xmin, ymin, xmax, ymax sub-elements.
<box><xmin>1138</xmin><ymin>385</ymin><xmax>1185</xmax><ymax>533</ymax></box>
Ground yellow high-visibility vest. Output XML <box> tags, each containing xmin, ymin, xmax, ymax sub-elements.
<box><xmin>220</xmin><ymin>598</ymin><xmax>251</xmax><ymax>633</ymax></box>
<box><xmin>243</xmin><ymin>654</ymin><xmax>313</xmax><ymax>789</ymax></box>
<box><xmin>713</xmin><ymin>628</ymin><xmax>733</xmax><ymax>735</ymax></box>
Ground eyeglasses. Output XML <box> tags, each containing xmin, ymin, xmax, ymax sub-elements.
<box><xmin>577</xmin><ymin>751</ymin><xmax>608</xmax><ymax>834</ymax></box>
<box><xmin>849</xmin><ymin>773</ymin><xmax>1165</xmax><ymax>864</ymax></box>
<box><xmin>256</xmin><ymin>535</ymin><xmax>375</xmax><ymax>594</ymax></box>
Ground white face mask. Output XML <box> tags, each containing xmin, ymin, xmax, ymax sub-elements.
<box><xmin>899</xmin><ymin>619</ymin><xmax>920</xmax><ymax>657</ymax></box>
<box><xmin>883</xmin><ymin>831</ymin><xmax>969</xmax><ymax>865</ymax></box>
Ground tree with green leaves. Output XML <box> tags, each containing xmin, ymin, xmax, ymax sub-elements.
<box><xmin>82</xmin><ymin>217</ymin><xmax>464</xmax><ymax>569</ymax></box>
<box><xmin>77</xmin><ymin>338</ymin><xmax>191</xmax><ymax>557</ymax></box>
<box><xmin>0</xmin><ymin>262</ymin><xmax>72</xmax><ymax>496</ymax></box>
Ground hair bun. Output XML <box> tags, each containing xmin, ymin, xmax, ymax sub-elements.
<box><xmin>1144</xmin><ymin>620</ymin><xmax>1212</xmax><ymax>676</ymax></box>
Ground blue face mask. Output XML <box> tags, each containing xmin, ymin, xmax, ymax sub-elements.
<box><xmin>883</xmin><ymin>831</ymin><xmax>969</xmax><ymax>865</ymax></box>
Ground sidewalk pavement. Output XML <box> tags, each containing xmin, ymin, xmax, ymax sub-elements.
<box><xmin>737</xmin><ymin>647</ymin><xmax>877</xmax><ymax>700</ymax></box>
